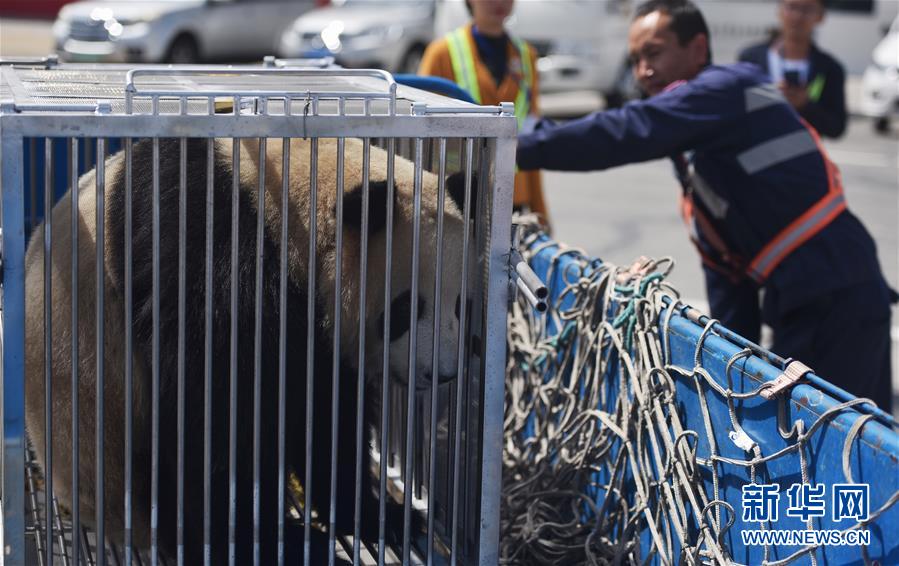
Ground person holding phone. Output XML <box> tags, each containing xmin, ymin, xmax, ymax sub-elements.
<box><xmin>739</xmin><ymin>0</ymin><xmax>847</xmax><ymax>138</ymax></box>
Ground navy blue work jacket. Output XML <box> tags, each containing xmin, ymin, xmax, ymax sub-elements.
<box><xmin>516</xmin><ymin>63</ymin><xmax>883</xmax><ymax>319</ymax></box>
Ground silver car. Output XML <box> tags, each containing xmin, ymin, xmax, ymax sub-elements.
<box><xmin>53</xmin><ymin>0</ymin><xmax>318</xmax><ymax>64</ymax></box>
<box><xmin>278</xmin><ymin>0</ymin><xmax>434</xmax><ymax>74</ymax></box>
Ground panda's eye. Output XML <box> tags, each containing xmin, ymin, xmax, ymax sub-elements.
<box><xmin>377</xmin><ymin>291</ymin><xmax>426</xmax><ymax>342</ymax></box>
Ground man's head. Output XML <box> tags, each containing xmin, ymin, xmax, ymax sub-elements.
<box><xmin>778</xmin><ymin>0</ymin><xmax>825</xmax><ymax>44</ymax></box>
<box><xmin>628</xmin><ymin>0</ymin><xmax>711</xmax><ymax>96</ymax></box>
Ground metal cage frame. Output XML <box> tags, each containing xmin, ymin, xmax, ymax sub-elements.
<box><xmin>0</xmin><ymin>63</ymin><xmax>520</xmax><ymax>565</ymax></box>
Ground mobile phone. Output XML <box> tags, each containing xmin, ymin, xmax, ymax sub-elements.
<box><xmin>783</xmin><ymin>70</ymin><xmax>801</xmax><ymax>87</ymax></box>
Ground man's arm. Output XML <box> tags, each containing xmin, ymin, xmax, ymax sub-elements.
<box><xmin>516</xmin><ymin>69</ymin><xmax>745</xmax><ymax>172</ymax></box>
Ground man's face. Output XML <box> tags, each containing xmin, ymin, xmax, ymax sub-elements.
<box><xmin>627</xmin><ymin>10</ymin><xmax>708</xmax><ymax>96</ymax></box>
<box><xmin>778</xmin><ymin>0</ymin><xmax>824</xmax><ymax>43</ymax></box>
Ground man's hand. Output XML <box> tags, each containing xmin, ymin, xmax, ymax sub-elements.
<box><xmin>778</xmin><ymin>81</ymin><xmax>809</xmax><ymax>111</ymax></box>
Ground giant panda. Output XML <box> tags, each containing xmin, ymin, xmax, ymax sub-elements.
<box><xmin>24</xmin><ymin>134</ymin><xmax>476</xmax><ymax>563</ymax></box>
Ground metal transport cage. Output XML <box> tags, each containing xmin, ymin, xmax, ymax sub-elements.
<box><xmin>0</xmin><ymin>60</ymin><xmax>528</xmax><ymax>565</ymax></box>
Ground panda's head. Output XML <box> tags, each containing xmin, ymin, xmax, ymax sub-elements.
<box><xmin>256</xmin><ymin>137</ymin><xmax>476</xmax><ymax>387</ymax></box>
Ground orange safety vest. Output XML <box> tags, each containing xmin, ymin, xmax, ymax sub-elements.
<box><xmin>679</xmin><ymin>120</ymin><xmax>846</xmax><ymax>284</ymax></box>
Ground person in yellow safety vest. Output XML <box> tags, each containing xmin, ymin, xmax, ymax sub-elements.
<box><xmin>418</xmin><ymin>0</ymin><xmax>550</xmax><ymax>229</ymax></box>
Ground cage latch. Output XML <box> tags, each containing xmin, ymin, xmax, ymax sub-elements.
<box><xmin>759</xmin><ymin>360</ymin><xmax>813</xmax><ymax>400</ymax></box>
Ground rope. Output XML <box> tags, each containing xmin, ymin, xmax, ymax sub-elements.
<box><xmin>500</xmin><ymin>221</ymin><xmax>898</xmax><ymax>565</ymax></box>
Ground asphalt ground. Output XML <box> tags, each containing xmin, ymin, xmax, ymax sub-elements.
<box><xmin>3</xmin><ymin>17</ymin><xmax>898</xmax><ymax>413</ymax></box>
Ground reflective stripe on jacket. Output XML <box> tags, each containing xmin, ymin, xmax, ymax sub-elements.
<box><xmin>419</xmin><ymin>24</ymin><xmax>548</xmax><ymax>221</ymax></box>
<box><xmin>517</xmin><ymin>63</ymin><xmax>882</xmax><ymax>314</ymax></box>
<box><xmin>445</xmin><ymin>26</ymin><xmax>534</xmax><ymax>129</ymax></box>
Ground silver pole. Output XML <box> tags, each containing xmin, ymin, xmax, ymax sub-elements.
<box><xmin>176</xmin><ymin>135</ymin><xmax>187</xmax><ymax>566</ymax></box>
<box><xmin>378</xmin><ymin>139</ymin><xmax>396</xmax><ymax>566</ymax></box>
<box><xmin>402</xmin><ymin>137</ymin><xmax>424</xmax><ymax>564</ymax></box>
<box><xmin>123</xmin><ymin>134</ymin><xmax>133</xmax><ymax>566</ymax></box>
<box><xmin>304</xmin><ymin>117</ymin><xmax>319</xmax><ymax>566</ymax></box>
<box><xmin>329</xmin><ymin>132</ymin><xmax>345</xmax><ymax>566</ymax></box>
<box><xmin>228</xmin><ymin>132</ymin><xmax>240</xmax><ymax>566</ymax></box>
<box><xmin>44</xmin><ymin>136</ymin><xmax>55</xmax><ymax>566</ymax></box>
<box><xmin>95</xmin><ymin>137</ymin><xmax>107</xmax><ymax>566</ymax></box>
<box><xmin>426</xmin><ymin>138</ymin><xmax>448</xmax><ymax>565</ymax></box>
<box><xmin>353</xmin><ymin>128</ymin><xmax>371</xmax><ymax>566</ymax></box>
<box><xmin>253</xmin><ymin>132</ymin><xmax>267</xmax><ymax>566</ymax></box>
<box><xmin>277</xmin><ymin>132</ymin><xmax>290</xmax><ymax>566</ymax></box>
<box><xmin>450</xmin><ymin>139</ymin><xmax>474</xmax><ymax>565</ymax></box>
<box><xmin>203</xmin><ymin>106</ymin><xmax>215</xmax><ymax>566</ymax></box>
<box><xmin>150</xmin><ymin>136</ymin><xmax>160</xmax><ymax>566</ymax></box>
<box><xmin>477</xmin><ymin>135</ymin><xmax>515</xmax><ymax>566</ymax></box>
<box><xmin>71</xmin><ymin>137</ymin><xmax>82</xmax><ymax>566</ymax></box>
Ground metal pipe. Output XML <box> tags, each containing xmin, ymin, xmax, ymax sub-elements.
<box><xmin>509</xmin><ymin>249</ymin><xmax>547</xmax><ymax>300</ymax></box>
<box><xmin>150</xmin><ymin>136</ymin><xmax>160</xmax><ymax>566</ymax></box>
<box><xmin>378</xmin><ymin>139</ymin><xmax>396</xmax><ymax>566</ymax></box>
<box><xmin>203</xmin><ymin>122</ymin><xmax>215</xmax><ymax>566</ymax></box>
<box><xmin>252</xmin><ymin>132</ymin><xmax>267</xmax><ymax>566</ymax></box>
<box><xmin>44</xmin><ymin>135</ymin><xmax>55</xmax><ymax>566</ymax></box>
<box><xmin>52</xmin><ymin>495</ymin><xmax>70</xmax><ymax>566</ymax></box>
<box><xmin>228</xmin><ymin>134</ymin><xmax>240</xmax><ymax>566</ymax></box>
<box><xmin>402</xmin><ymin>137</ymin><xmax>424</xmax><ymax>564</ymax></box>
<box><xmin>516</xmin><ymin>278</ymin><xmax>547</xmax><ymax>313</ymax></box>
<box><xmin>304</xmin><ymin>126</ymin><xmax>319</xmax><ymax>566</ymax></box>
<box><xmin>95</xmin><ymin>136</ymin><xmax>107</xmax><ymax>566</ymax></box>
<box><xmin>176</xmin><ymin>135</ymin><xmax>187</xmax><ymax>566</ymax></box>
<box><xmin>450</xmin><ymin>139</ymin><xmax>474</xmax><ymax>565</ymax></box>
<box><xmin>123</xmin><ymin>121</ymin><xmax>134</xmax><ymax>566</ymax></box>
<box><xmin>353</xmin><ymin>131</ymin><xmax>372</xmax><ymax>566</ymax></box>
<box><xmin>329</xmin><ymin>133</ymin><xmax>346</xmax><ymax>566</ymax></box>
<box><xmin>277</xmin><ymin>133</ymin><xmax>290</xmax><ymax>566</ymax></box>
<box><xmin>124</xmin><ymin>133</ymin><xmax>133</xmax><ymax>566</ymax></box>
<box><xmin>71</xmin><ymin>136</ymin><xmax>82</xmax><ymax>566</ymax></box>
<box><xmin>426</xmin><ymin>138</ymin><xmax>447</xmax><ymax>566</ymax></box>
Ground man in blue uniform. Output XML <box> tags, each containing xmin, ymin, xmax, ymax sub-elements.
<box><xmin>517</xmin><ymin>0</ymin><xmax>894</xmax><ymax>411</ymax></box>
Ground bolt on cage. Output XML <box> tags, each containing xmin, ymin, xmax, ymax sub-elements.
<box><xmin>0</xmin><ymin>62</ymin><xmax>519</xmax><ymax>565</ymax></box>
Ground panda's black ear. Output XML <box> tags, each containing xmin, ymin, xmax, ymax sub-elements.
<box><xmin>342</xmin><ymin>180</ymin><xmax>391</xmax><ymax>235</ymax></box>
<box><xmin>446</xmin><ymin>172</ymin><xmax>478</xmax><ymax>220</ymax></box>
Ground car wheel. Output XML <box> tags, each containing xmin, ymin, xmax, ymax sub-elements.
<box><xmin>167</xmin><ymin>35</ymin><xmax>199</xmax><ymax>64</ymax></box>
<box><xmin>874</xmin><ymin>116</ymin><xmax>891</xmax><ymax>134</ymax></box>
<box><xmin>399</xmin><ymin>45</ymin><xmax>425</xmax><ymax>74</ymax></box>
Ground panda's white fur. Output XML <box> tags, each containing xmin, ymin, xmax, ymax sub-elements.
<box><xmin>24</xmin><ymin>135</ymin><xmax>472</xmax><ymax>562</ymax></box>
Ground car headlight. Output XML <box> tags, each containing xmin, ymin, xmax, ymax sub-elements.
<box><xmin>52</xmin><ymin>19</ymin><xmax>71</xmax><ymax>40</ymax></box>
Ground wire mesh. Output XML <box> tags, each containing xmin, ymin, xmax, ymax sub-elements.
<box><xmin>502</xmin><ymin>219</ymin><xmax>898</xmax><ymax>566</ymax></box>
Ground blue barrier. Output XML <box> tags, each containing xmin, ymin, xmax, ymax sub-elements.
<box><xmin>526</xmin><ymin>235</ymin><xmax>898</xmax><ymax>565</ymax></box>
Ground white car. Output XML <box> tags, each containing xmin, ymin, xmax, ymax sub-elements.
<box><xmin>861</xmin><ymin>15</ymin><xmax>899</xmax><ymax>132</ymax></box>
<box><xmin>53</xmin><ymin>0</ymin><xmax>318</xmax><ymax>64</ymax></box>
<box><xmin>278</xmin><ymin>0</ymin><xmax>435</xmax><ymax>74</ymax></box>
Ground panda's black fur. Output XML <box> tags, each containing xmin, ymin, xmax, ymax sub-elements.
<box><xmin>26</xmin><ymin>135</ymin><xmax>473</xmax><ymax>564</ymax></box>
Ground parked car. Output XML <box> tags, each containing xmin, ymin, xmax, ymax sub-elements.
<box><xmin>277</xmin><ymin>0</ymin><xmax>434</xmax><ymax>74</ymax></box>
<box><xmin>52</xmin><ymin>0</ymin><xmax>321</xmax><ymax>64</ymax></box>
<box><xmin>861</xmin><ymin>15</ymin><xmax>899</xmax><ymax>132</ymax></box>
